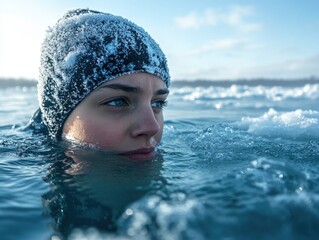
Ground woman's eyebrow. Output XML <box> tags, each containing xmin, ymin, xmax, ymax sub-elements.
<box><xmin>99</xmin><ymin>83</ymin><xmax>139</xmax><ymax>93</ymax></box>
<box><xmin>155</xmin><ymin>88</ymin><xmax>169</xmax><ymax>95</ymax></box>
<box><xmin>98</xmin><ymin>83</ymin><xmax>169</xmax><ymax>95</ymax></box>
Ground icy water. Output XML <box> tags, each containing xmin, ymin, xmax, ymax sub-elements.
<box><xmin>1</xmin><ymin>81</ymin><xmax>319</xmax><ymax>240</ymax></box>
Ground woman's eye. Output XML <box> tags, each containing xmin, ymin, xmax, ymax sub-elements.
<box><xmin>151</xmin><ymin>100</ymin><xmax>167</xmax><ymax>109</ymax></box>
<box><xmin>103</xmin><ymin>98</ymin><xmax>129</xmax><ymax>107</ymax></box>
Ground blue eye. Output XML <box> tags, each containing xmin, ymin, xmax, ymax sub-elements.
<box><xmin>104</xmin><ymin>98</ymin><xmax>129</xmax><ymax>107</ymax></box>
<box><xmin>151</xmin><ymin>100</ymin><xmax>167</xmax><ymax>109</ymax></box>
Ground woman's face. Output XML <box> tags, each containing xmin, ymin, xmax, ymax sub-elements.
<box><xmin>62</xmin><ymin>73</ymin><xmax>169</xmax><ymax>161</ymax></box>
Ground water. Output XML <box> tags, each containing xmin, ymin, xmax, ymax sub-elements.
<box><xmin>1</xmin><ymin>81</ymin><xmax>319</xmax><ymax>240</ymax></box>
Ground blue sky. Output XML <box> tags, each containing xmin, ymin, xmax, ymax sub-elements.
<box><xmin>1</xmin><ymin>0</ymin><xmax>319</xmax><ymax>80</ymax></box>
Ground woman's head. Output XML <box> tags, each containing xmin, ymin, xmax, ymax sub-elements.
<box><xmin>38</xmin><ymin>9</ymin><xmax>170</xmax><ymax>155</ymax></box>
<box><xmin>63</xmin><ymin>72</ymin><xmax>169</xmax><ymax>159</ymax></box>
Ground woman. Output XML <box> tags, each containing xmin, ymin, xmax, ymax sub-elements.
<box><xmin>34</xmin><ymin>8</ymin><xmax>171</xmax><ymax>161</ymax></box>
<box><xmin>33</xmin><ymin>9</ymin><xmax>171</xmax><ymax>238</ymax></box>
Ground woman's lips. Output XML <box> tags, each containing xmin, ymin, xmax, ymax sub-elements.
<box><xmin>120</xmin><ymin>148</ymin><xmax>157</xmax><ymax>161</ymax></box>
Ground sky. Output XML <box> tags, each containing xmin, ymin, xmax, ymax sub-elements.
<box><xmin>1</xmin><ymin>0</ymin><xmax>319</xmax><ymax>81</ymax></box>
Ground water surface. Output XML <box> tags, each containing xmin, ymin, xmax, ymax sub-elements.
<box><xmin>1</xmin><ymin>82</ymin><xmax>319</xmax><ymax>239</ymax></box>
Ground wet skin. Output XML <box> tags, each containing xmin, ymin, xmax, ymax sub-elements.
<box><xmin>62</xmin><ymin>73</ymin><xmax>169</xmax><ymax>161</ymax></box>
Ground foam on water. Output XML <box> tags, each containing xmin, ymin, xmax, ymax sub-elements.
<box><xmin>171</xmin><ymin>84</ymin><xmax>319</xmax><ymax>101</ymax></box>
<box><xmin>238</xmin><ymin>108</ymin><xmax>319</xmax><ymax>140</ymax></box>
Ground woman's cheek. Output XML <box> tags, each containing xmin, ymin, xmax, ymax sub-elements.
<box><xmin>83</xmin><ymin>118</ymin><xmax>125</xmax><ymax>148</ymax></box>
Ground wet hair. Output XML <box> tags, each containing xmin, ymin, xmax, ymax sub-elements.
<box><xmin>38</xmin><ymin>9</ymin><xmax>170</xmax><ymax>139</ymax></box>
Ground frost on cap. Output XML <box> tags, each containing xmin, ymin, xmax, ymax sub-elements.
<box><xmin>38</xmin><ymin>9</ymin><xmax>171</xmax><ymax>139</ymax></box>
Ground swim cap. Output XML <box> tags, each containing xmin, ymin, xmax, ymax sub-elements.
<box><xmin>38</xmin><ymin>9</ymin><xmax>171</xmax><ymax>139</ymax></box>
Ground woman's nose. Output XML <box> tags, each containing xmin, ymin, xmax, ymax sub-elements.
<box><xmin>131</xmin><ymin>105</ymin><xmax>161</xmax><ymax>138</ymax></box>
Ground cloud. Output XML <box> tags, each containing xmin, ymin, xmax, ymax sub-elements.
<box><xmin>172</xmin><ymin>53</ymin><xmax>319</xmax><ymax>80</ymax></box>
<box><xmin>174</xmin><ymin>12</ymin><xmax>202</xmax><ymax>29</ymax></box>
<box><xmin>241</xmin><ymin>54</ymin><xmax>319</xmax><ymax>79</ymax></box>
<box><xmin>191</xmin><ymin>38</ymin><xmax>245</xmax><ymax>55</ymax></box>
<box><xmin>175</xmin><ymin>5</ymin><xmax>262</xmax><ymax>33</ymax></box>
<box><xmin>190</xmin><ymin>38</ymin><xmax>263</xmax><ymax>55</ymax></box>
